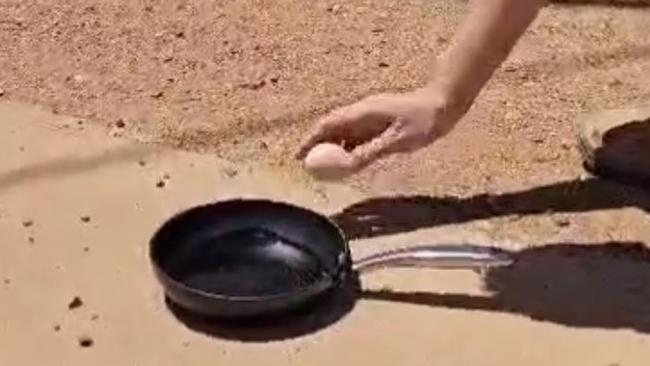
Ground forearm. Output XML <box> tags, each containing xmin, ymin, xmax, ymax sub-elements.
<box><xmin>431</xmin><ymin>0</ymin><xmax>547</xmax><ymax>114</ymax></box>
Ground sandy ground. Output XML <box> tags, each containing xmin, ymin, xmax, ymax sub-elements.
<box><xmin>2</xmin><ymin>0</ymin><xmax>650</xmax><ymax>365</ymax></box>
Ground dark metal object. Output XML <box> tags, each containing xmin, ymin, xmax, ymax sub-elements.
<box><xmin>150</xmin><ymin>199</ymin><xmax>512</xmax><ymax>318</ymax></box>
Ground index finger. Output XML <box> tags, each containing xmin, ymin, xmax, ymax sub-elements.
<box><xmin>295</xmin><ymin>106</ymin><xmax>362</xmax><ymax>160</ymax></box>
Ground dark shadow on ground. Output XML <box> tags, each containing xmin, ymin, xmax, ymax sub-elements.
<box><xmin>0</xmin><ymin>144</ymin><xmax>155</xmax><ymax>191</ymax></box>
<box><xmin>363</xmin><ymin>241</ymin><xmax>650</xmax><ymax>333</ymax></box>
<box><xmin>165</xmin><ymin>276</ymin><xmax>360</xmax><ymax>343</ymax></box>
<box><xmin>332</xmin><ymin>178</ymin><xmax>650</xmax><ymax>240</ymax></box>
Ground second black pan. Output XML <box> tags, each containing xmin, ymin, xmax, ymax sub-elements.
<box><xmin>150</xmin><ymin>199</ymin><xmax>513</xmax><ymax>318</ymax></box>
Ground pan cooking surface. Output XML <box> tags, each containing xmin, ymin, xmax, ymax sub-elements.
<box><xmin>175</xmin><ymin>228</ymin><xmax>329</xmax><ymax>297</ymax></box>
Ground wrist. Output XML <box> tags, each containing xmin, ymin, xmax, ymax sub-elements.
<box><xmin>416</xmin><ymin>81</ymin><xmax>474</xmax><ymax>120</ymax></box>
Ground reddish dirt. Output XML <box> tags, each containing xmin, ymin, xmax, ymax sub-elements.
<box><xmin>1</xmin><ymin>0</ymin><xmax>650</xmax><ymax>233</ymax></box>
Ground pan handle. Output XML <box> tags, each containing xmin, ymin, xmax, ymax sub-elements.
<box><xmin>351</xmin><ymin>245</ymin><xmax>514</xmax><ymax>273</ymax></box>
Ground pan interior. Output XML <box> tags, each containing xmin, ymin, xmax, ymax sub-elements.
<box><xmin>172</xmin><ymin>228</ymin><xmax>331</xmax><ymax>298</ymax></box>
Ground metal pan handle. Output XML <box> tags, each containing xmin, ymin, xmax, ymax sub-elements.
<box><xmin>352</xmin><ymin>245</ymin><xmax>514</xmax><ymax>273</ymax></box>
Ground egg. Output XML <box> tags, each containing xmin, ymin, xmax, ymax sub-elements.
<box><xmin>304</xmin><ymin>143</ymin><xmax>357</xmax><ymax>181</ymax></box>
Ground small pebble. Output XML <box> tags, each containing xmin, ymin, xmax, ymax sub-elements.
<box><xmin>115</xmin><ymin>119</ymin><xmax>126</xmax><ymax>128</ymax></box>
<box><xmin>378</xmin><ymin>61</ymin><xmax>389</xmax><ymax>68</ymax></box>
<box><xmin>553</xmin><ymin>216</ymin><xmax>571</xmax><ymax>227</ymax></box>
<box><xmin>327</xmin><ymin>4</ymin><xmax>341</xmax><ymax>12</ymax></box>
<box><xmin>83</xmin><ymin>246</ymin><xmax>90</xmax><ymax>252</ymax></box>
<box><xmin>80</xmin><ymin>216</ymin><xmax>91</xmax><ymax>223</ymax></box>
<box><xmin>77</xmin><ymin>120</ymin><xmax>84</xmax><ymax>126</ymax></box>
<box><xmin>138</xmin><ymin>160</ymin><xmax>147</xmax><ymax>167</ymax></box>
<box><xmin>3</xmin><ymin>278</ymin><xmax>10</xmax><ymax>285</ymax></box>
<box><xmin>78</xmin><ymin>336</ymin><xmax>94</xmax><ymax>348</ymax></box>
<box><xmin>91</xmin><ymin>314</ymin><xmax>99</xmax><ymax>321</ymax></box>
<box><xmin>53</xmin><ymin>324</ymin><xmax>61</xmax><ymax>332</ymax></box>
<box><xmin>224</xmin><ymin>167</ymin><xmax>238</xmax><ymax>178</ymax></box>
<box><xmin>28</xmin><ymin>236</ymin><xmax>35</xmax><ymax>244</ymax></box>
<box><xmin>0</xmin><ymin>88</ymin><xmax>4</xmax><ymax>97</ymax></box>
<box><xmin>22</xmin><ymin>219</ymin><xmax>34</xmax><ymax>228</ymax></box>
<box><xmin>68</xmin><ymin>296</ymin><xmax>83</xmax><ymax>310</ymax></box>
<box><xmin>156</xmin><ymin>180</ymin><xmax>166</xmax><ymax>188</ymax></box>
<box><xmin>151</xmin><ymin>91</ymin><xmax>164</xmax><ymax>99</ymax></box>
<box><xmin>163</xmin><ymin>173</ymin><xmax>171</xmax><ymax>180</ymax></box>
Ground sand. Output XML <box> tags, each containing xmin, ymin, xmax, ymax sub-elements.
<box><xmin>2</xmin><ymin>0</ymin><xmax>650</xmax><ymax>365</ymax></box>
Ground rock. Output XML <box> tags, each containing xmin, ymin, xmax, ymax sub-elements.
<box><xmin>0</xmin><ymin>88</ymin><xmax>4</xmax><ymax>97</ymax></box>
<box><xmin>78</xmin><ymin>335</ymin><xmax>94</xmax><ymax>348</ymax></box>
<box><xmin>68</xmin><ymin>296</ymin><xmax>83</xmax><ymax>310</ymax></box>
<box><xmin>156</xmin><ymin>180</ymin><xmax>166</xmax><ymax>188</ymax></box>
<box><xmin>378</xmin><ymin>61</ymin><xmax>390</xmax><ymax>68</ymax></box>
<box><xmin>91</xmin><ymin>314</ymin><xmax>99</xmax><ymax>321</ymax></box>
<box><xmin>577</xmin><ymin>106</ymin><xmax>650</xmax><ymax>184</ymax></box>
<box><xmin>553</xmin><ymin>216</ymin><xmax>571</xmax><ymax>227</ymax></box>
<box><xmin>53</xmin><ymin>324</ymin><xmax>61</xmax><ymax>332</ymax></box>
<box><xmin>115</xmin><ymin>119</ymin><xmax>126</xmax><ymax>128</ymax></box>
<box><xmin>80</xmin><ymin>216</ymin><xmax>91</xmax><ymax>223</ymax></box>
<box><xmin>28</xmin><ymin>236</ymin><xmax>35</xmax><ymax>244</ymax></box>
<box><xmin>326</xmin><ymin>4</ymin><xmax>341</xmax><ymax>13</ymax></box>
<box><xmin>22</xmin><ymin>219</ymin><xmax>34</xmax><ymax>228</ymax></box>
<box><xmin>224</xmin><ymin>167</ymin><xmax>238</xmax><ymax>178</ymax></box>
<box><xmin>151</xmin><ymin>91</ymin><xmax>164</xmax><ymax>99</ymax></box>
<box><xmin>138</xmin><ymin>160</ymin><xmax>147</xmax><ymax>167</ymax></box>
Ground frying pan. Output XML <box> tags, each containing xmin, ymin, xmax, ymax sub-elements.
<box><xmin>150</xmin><ymin>199</ymin><xmax>513</xmax><ymax>318</ymax></box>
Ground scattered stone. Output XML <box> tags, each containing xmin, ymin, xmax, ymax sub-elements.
<box><xmin>553</xmin><ymin>216</ymin><xmax>571</xmax><ymax>228</ymax></box>
<box><xmin>83</xmin><ymin>246</ymin><xmax>90</xmax><ymax>252</ymax></box>
<box><xmin>224</xmin><ymin>167</ymin><xmax>238</xmax><ymax>178</ymax></box>
<box><xmin>163</xmin><ymin>173</ymin><xmax>171</xmax><ymax>180</ymax></box>
<box><xmin>371</xmin><ymin>27</ymin><xmax>384</xmax><ymax>33</ymax></box>
<box><xmin>80</xmin><ymin>216</ymin><xmax>91</xmax><ymax>223</ymax></box>
<box><xmin>326</xmin><ymin>4</ymin><xmax>341</xmax><ymax>13</ymax></box>
<box><xmin>53</xmin><ymin>324</ymin><xmax>61</xmax><ymax>332</ymax></box>
<box><xmin>78</xmin><ymin>335</ymin><xmax>94</xmax><ymax>348</ymax></box>
<box><xmin>91</xmin><ymin>314</ymin><xmax>99</xmax><ymax>321</ymax></box>
<box><xmin>114</xmin><ymin>119</ymin><xmax>126</xmax><ymax>128</ymax></box>
<box><xmin>28</xmin><ymin>236</ymin><xmax>35</xmax><ymax>244</ymax></box>
<box><xmin>175</xmin><ymin>31</ymin><xmax>185</xmax><ymax>39</ymax></box>
<box><xmin>22</xmin><ymin>219</ymin><xmax>34</xmax><ymax>228</ymax></box>
<box><xmin>144</xmin><ymin>5</ymin><xmax>154</xmax><ymax>12</ymax></box>
<box><xmin>0</xmin><ymin>88</ymin><xmax>4</xmax><ymax>97</ymax></box>
<box><xmin>3</xmin><ymin>278</ymin><xmax>10</xmax><ymax>285</ymax></box>
<box><xmin>77</xmin><ymin>120</ymin><xmax>84</xmax><ymax>126</ymax></box>
<box><xmin>138</xmin><ymin>160</ymin><xmax>147</xmax><ymax>167</ymax></box>
<box><xmin>378</xmin><ymin>61</ymin><xmax>389</xmax><ymax>68</ymax></box>
<box><xmin>156</xmin><ymin>180</ymin><xmax>166</xmax><ymax>188</ymax></box>
<box><xmin>151</xmin><ymin>91</ymin><xmax>164</xmax><ymax>99</ymax></box>
<box><xmin>68</xmin><ymin>296</ymin><xmax>83</xmax><ymax>310</ymax></box>
<box><xmin>269</xmin><ymin>76</ymin><xmax>279</xmax><ymax>84</ymax></box>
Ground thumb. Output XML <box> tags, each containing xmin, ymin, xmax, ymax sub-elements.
<box><xmin>350</xmin><ymin>123</ymin><xmax>403</xmax><ymax>170</ymax></box>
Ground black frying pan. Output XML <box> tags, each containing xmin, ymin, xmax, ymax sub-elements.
<box><xmin>150</xmin><ymin>199</ymin><xmax>513</xmax><ymax>318</ymax></box>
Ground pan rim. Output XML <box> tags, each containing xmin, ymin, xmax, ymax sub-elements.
<box><xmin>149</xmin><ymin>198</ymin><xmax>351</xmax><ymax>303</ymax></box>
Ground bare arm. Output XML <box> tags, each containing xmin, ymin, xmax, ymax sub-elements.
<box><xmin>432</xmin><ymin>0</ymin><xmax>548</xmax><ymax>116</ymax></box>
<box><xmin>299</xmin><ymin>0</ymin><xmax>549</xmax><ymax>178</ymax></box>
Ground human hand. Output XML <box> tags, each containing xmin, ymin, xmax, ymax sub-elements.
<box><xmin>297</xmin><ymin>88</ymin><xmax>465</xmax><ymax>180</ymax></box>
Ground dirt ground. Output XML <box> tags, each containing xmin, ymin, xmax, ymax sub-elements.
<box><xmin>2</xmin><ymin>0</ymin><xmax>650</xmax><ymax>365</ymax></box>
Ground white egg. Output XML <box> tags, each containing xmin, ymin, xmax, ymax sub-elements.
<box><xmin>304</xmin><ymin>143</ymin><xmax>357</xmax><ymax>181</ymax></box>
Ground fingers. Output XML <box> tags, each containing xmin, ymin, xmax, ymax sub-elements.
<box><xmin>296</xmin><ymin>104</ymin><xmax>365</xmax><ymax>159</ymax></box>
<box><xmin>349</xmin><ymin>122</ymin><xmax>404</xmax><ymax>170</ymax></box>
